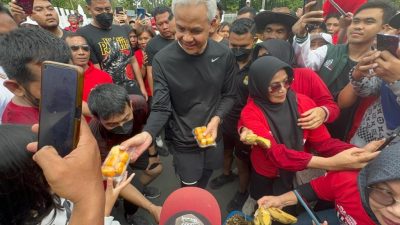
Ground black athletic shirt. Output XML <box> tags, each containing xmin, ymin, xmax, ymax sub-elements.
<box><xmin>145</xmin><ymin>34</ymin><xmax>174</xmax><ymax>66</ymax></box>
<box><xmin>144</xmin><ymin>39</ymin><xmax>237</xmax><ymax>150</ymax></box>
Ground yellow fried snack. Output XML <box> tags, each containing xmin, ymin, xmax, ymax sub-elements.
<box><xmin>267</xmin><ymin>207</ymin><xmax>297</xmax><ymax>224</ymax></box>
<box><xmin>101</xmin><ymin>166</ymin><xmax>116</xmax><ymax>177</ymax></box>
<box><xmin>101</xmin><ymin>146</ymin><xmax>129</xmax><ymax>178</ymax></box>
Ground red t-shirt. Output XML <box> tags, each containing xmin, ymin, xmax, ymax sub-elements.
<box><xmin>83</xmin><ymin>62</ymin><xmax>113</xmax><ymax>102</ymax></box>
<box><xmin>2</xmin><ymin>101</ymin><xmax>39</xmax><ymax>125</ymax></box>
<box><xmin>291</xmin><ymin>68</ymin><xmax>339</xmax><ymax>123</ymax></box>
<box><xmin>135</xmin><ymin>50</ymin><xmax>152</xmax><ymax>97</ymax></box>
<box><xmin>240</xmin><ymin>94</ymin><xmax>353</xmax><ymax>177</ymax></box>
<box><xmin>311</xmin><ymin>171</ymin><xmax>376</xmax><ymax>225</ymax></box>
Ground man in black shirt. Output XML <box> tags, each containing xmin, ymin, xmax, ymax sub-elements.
<box><xmin>209</xmin><ymin>18</ymin><xmax>256</xmax><ymax>211</ymax></box>
<box><xmin>78</xmin><ymin>0</ymin><xmax>147</xmax><ymax>99</ymax></box>
<box><xmin>121</xmin><ymin>0</ymin><xmax>237</xmax><ymax>189</ymax></box>
<box><xmin>145</xmin><ymin>6</ymin><xmax>176</xmax><ymax>156</ymax></box>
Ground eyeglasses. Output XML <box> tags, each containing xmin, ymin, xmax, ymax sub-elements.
<box><xmin>368</xmin><ymin>186</ymin><xmax>400</xmax><ymax>207</ymax></box>
<box><xmin>269</xmin><ymin>79</ymin><xmax>292</xmax><ymax>93</ymax></box>
<box><xmin>69</xmin><ymin>45</ymin><xmax>90</xmax><ymax>52</ymax></box>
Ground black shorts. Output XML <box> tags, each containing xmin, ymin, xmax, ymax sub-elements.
<box><xmin>129</xmin><ymin>151</ymin><xmax>149</xmax><ymax>170</ymax></box>
<box><xmin>223</xmin><ymin>131</ymin><xmax>251</xmax><ymax>162</ymax></box>
<box><xmin>170</xmin><ymin>140</ymin><xmax>224</xmax><ymax>184</ymax></box>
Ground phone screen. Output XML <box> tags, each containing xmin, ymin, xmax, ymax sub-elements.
<box><xmin>16</xmin><ymin>0</ymin><xmax>34</xmax><ymax>15</ymax></box>
<box><xmin>377</xmin><ymin>34</ymin><xmax>399</xmax><ymax>57</ymax></box>
<box><xmin>38</xmin><ymin>62</ymin><xmax>83</xmax><ymax>157</ymax></box>
<box><xmin>136</xmin><ymin>8</ymin><xmax>146</xmax><ymax>20</ymax></box>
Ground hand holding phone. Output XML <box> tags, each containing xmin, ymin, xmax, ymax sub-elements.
<box><xmin>38</xmin><ymin>62</ymin><xmax>84</xmax><ymax>157</ymax></box>
<box><xmin>16</xmin><ymin>0</ymin><xmax>33</xmax><ymax>15</ymax></box>
<box><xmin>376</xmin><ymin>34</ymin><xmax>399</xmax><ymax>57</ymax></box>
<box><xmin>293</xmin><ymin>190</ymin><xmax>323</xmax><ymax>225</ymax></box>
<box><xmin>377</xmin><ymin>128</ymin><xmax>400</xmax><ymax>151</ymax></box>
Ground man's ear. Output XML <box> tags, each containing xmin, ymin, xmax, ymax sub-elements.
<box><xmin>3</xmin><ymin>80</ymin><xmax>24</xmax><ymax>97</ymax></box>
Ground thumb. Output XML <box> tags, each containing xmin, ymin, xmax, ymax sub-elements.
<box><xmin>33</xmin><ymin>146</ymin><xmax>63</xmax><ymax>172</ymax></box>
<box><xmin>364</xmin><ymin>139</ymin><xmax>385</xmax><ymax>152</ymax></box>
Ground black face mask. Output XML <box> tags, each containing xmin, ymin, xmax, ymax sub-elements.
<box><xmin>95</xmin><ymin>13</ymin><xmax>114</xmax><ymax>29</ymax></box>
<box><xmin>232</xmin><ymin>47</ymin><xmax>252</xmax><ymax>62</ymax></box>
<box><xmin>110</xmin><ymin>119</ymin><xmax>134</xmax><ymax>135</ymax></box>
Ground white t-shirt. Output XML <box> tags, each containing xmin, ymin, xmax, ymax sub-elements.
<box><xmin>40</xmin><ymin>198</ymin><xmax>120</xmax><ymax>225</ymax></box>
<box><xmin>0</xmin><ymin>66</ymin><xmax>13</xmax><ymax>124</ymax></box>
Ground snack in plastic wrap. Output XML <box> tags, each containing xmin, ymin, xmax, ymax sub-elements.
<box><xmin>101</xmin><ymin>145</ymin><xmax>130</xmax><ymax>181</ymax></box>
<box><xmin>193</xmin><ymin>126</ymin><xmax>216</xmax><ymax>148</ymax></box>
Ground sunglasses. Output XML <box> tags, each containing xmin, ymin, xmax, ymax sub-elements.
<box><xmin>69</xmin><ymin>44</ymin><xmax>90</xmax><ymax>52</ymax></box>
<box><xmin>368</xmin><ymin>186</ymin><xmax>400</xmax><ymax>207</ymax></box>
<box><xmin>269</xmin><ymin>79</ymin><xmax>292</xmax><ymax>93</ymax></box>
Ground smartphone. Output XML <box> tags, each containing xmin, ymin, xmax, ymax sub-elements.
<box><xmin>377</xmin><ymin>129</ymin><xmax>400</xmax><ymax>151</ymax></box>
<box><xmin>293</xmin><ymin>190</ymin><xmax>323</xmax><ymax>225</ymax></box>
<box><xmin>307</xmin><ymin>0</ymin><xmax>323</xmax><ymax>12</ymax></box>
<box><xmin>38</xmin><ymin>62</ymin><xmax>84</xmax><ymax>157</ymax></box>
<box><xmin>376</xmin><ymin>34</ymin><xmax>399</xmax><ymax>57</ymax></box>
<box><xmin>16</xmin><ymin>0</ymin><xmax>34</xmax><ymax>15</ymax></box>
<box><xmin>116</xmin><ymin>6</ymin><xmax>124</xmax><ymax>15</ymax></box>
<box><xmin>136</xmin><ymin>8</ymin><xmax>146</xmax><ymax>20</ymax></box>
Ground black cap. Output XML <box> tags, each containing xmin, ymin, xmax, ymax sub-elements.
<box><xmin>254</xmin><ymin>11</ymin><xmax>298</xmax><ymax>33</ymax></box>
<box><xmin>389</xmin><ymin>13</ymin><xmax>400</xmax><ymax>29</ymax></box>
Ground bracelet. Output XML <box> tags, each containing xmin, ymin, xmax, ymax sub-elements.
<box><xmin>148</xmin><ymin>151</ymin><xmax>158</xmax><ymax>157</ymax></box>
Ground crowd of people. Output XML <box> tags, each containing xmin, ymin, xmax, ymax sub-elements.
<box><xmin>0</xmin><ymin>0</ymin><xmax>400</xmax><ymax>224</ymax></box>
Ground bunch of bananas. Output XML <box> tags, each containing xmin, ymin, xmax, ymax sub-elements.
<box><xmin>245</xmin><ymin>134</ymin><xmax>271</xmax><ymax>149</ymax></box>
<box><xmin>253</xmin><ymin>207</ymin><xmax>297</xmax><ymax>225</ymax></box>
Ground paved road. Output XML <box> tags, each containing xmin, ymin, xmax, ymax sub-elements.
<box><xmin>112</xmin><ymin>152</ymin><xmax>239</xmax><ymax>225</ymax></box>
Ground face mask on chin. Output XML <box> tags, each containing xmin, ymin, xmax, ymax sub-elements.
<box><xmin>24</xmin><ymin>89</ymin><xmax>40</xmax><ymax>108</ymax></box>
<box><xmin>231</xmin><ymin>47</ymin><xmax>252</xmax><ymax>62</ymax></box>
<box><xmin>95</xmin><ymin>13</ymin><xmax>114</xmax><ymax>30</ymax></box>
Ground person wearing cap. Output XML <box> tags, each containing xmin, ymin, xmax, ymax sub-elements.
<box><xmin>337</xmin><ymin>12</ymin><xmax>400</xmax><ymax>147</ymax></box>
<box><xmin>258</xmin><ymin>140</ymin><xmax>400</xmax><ymax>225</ymax></box>
<box><xmin>310</xmin><ymin>33</ymin><xmax>333</xmax><ymax>50</ymax></box>
<box><xmin>254</xmin><ymin>9</ymin><xmax>298</xmax><ymax>42</ymax></box>
<box><xmin>120</xmin><ymin>0</ymin><xmax>236</xmax><ymax>189</ymax></box>
<box><xmin>239</xmin><ymin>55</ymin><xmax>382</xmax><ymax>215</ymax></box>
<box><xmin>159</xmin><ymin>187</ymin><xmax>221</xmax><ymax>225</ymax></box>
<box><xmin>9</xmin><ymin>0</ymin><xmax>71</xmax><ymax>39</ymax></box>
<box><xmin>293</xmin><ymin>1</ymin><xmax>398</xmax><ymax>141</ymax></box>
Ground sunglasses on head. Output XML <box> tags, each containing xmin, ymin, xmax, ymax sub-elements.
<box><xmin>269</xmin><ymin>78</ymin><xmax>292</xmax><ymax>93</ymax></box>
<box><xmin>368</xmin><ymin>186</ymin><xmax>400</xmax><ymax>207</ymax></box>
<box><xmin>69</xmin><ymin>44</ymin><xmax>90</xmax><ymax>52</ymax></box>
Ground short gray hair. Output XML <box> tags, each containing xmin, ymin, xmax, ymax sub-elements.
<box><xmin>171</xmin><ymin>0</ymin><xmax>217</xmax><ymax>22</ymax></box>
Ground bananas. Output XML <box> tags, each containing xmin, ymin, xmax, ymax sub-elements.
<box><xmin>253</xmin><ymin>207</ymin><xmax>297</xmax><ymax>225</ymax></box>
<box><xmin>245</xmin><ymin>134</ymin><xmax>271</xmax><ymax>149</ymax></box>
<box><xmin>254</xmin><ymin>207</ymin><xmax>271</xmax><ymax>225</ymax></box>
<box><xmin>267</xmin><ymin>207</ymin><xmax>297</xmax><ymax>224</ymax></box>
